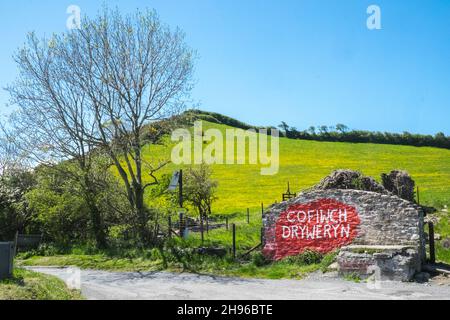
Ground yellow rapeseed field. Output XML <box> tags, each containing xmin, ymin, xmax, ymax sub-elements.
<box><xmin>135</xmin><ymin>121</ymin><xmax>450</xmax><ymax>215</ymax></box>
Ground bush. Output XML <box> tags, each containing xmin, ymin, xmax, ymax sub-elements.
<box><xmin>18</xmin><ymin>243</ymin><xmax>70</xmax><ymax>259</ymax></box>
<box><xmin>251</xmin><ymin>252</ymin><xmax>270</xmax><ymax>267</ymax></box>
<box><xmin>283</xmin><ymin>250</ymin><xmax>323</xmax><ymax>265</ymax></box>
<box><xmin>319</xmin><ymin>251</ymin><xmax>339</xmax><ymax>272</ymax></box>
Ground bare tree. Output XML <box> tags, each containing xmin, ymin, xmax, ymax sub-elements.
<box><xmin>0</xmin><ymin>127</ymin><xmax>36</xmax><ymax>240</ymax></box>
<box><xmin>0</xmin><ymin>125</ymin><xmax>27</xmax><ymax>177</ymax></box>
<box><xmin>5</xmin><ymin>36</ymin><xmax>110</xmax><ymax>247</ymax></box>
<box><xmin>6</xmin><ymin>8</ymin><xmax>195</xmax><ymax>245</ymax></box>
<box><xmin>72</xmin><ymin>9</ymin><xmax>195</xmax><ymax>244</ymax></box>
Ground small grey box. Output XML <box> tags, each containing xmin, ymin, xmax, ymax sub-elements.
<box><xmin>0</xmin><ymin>242</ymin><xmax>14</xmax><ymax>280</ymax></box>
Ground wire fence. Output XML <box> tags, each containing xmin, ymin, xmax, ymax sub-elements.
<box><xmin>165</xmin><ymin>202</ymin><xmax>269</xmax><ymax>259</ymax></box>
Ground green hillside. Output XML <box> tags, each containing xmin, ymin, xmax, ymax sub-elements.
<box><xmin>138</xmin><ymin>120</ymin><xmax>450</xmax><ymax>215</ymax></box>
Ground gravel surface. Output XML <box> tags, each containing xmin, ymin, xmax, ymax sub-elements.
<box><xmin>27</xmin><ymin>267</ymin><xmax>450</xmax><ymax>300</ymax></box>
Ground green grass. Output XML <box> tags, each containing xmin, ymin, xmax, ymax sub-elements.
<box><xmin>18</xmin><ymin>249</ymin><xmax>338</xmax><ymax>280</ymax></box>
<box><xmin>131</xmin><ymin>120</ymin><xmax>450</xmax><ymax>250</ymax></box>
<box><xmin>0</xmin><ymin>268</ymin><xmax>83</xmax><ymax>300</ymax></box>
<box><xmin>138</xmin><ymin>121</ymin><xmax>450</xmax><ymax>214</ymax></box>
<box><xmin>25</xmin><ymin>119</ymin><xmax>448</xmax><ymax>279</ymax></box>
<box><xmin>434</xmin><ymin>210</ymin><xmax>450</xmax><ymax>264</ymax></box>
<box><xmin>343</xmin><ymin>272</ymin><xmax>362</xmax><ymax>283</ymax></box>
<box><xmin>187</xmin><ymin>220</ymin><xmax>263</xmax><ymax>252</ymax></box>
<box><xmin>18</xmin><ymin>254</ymin><xmax>164</xmax><ymax>272</ymax></box>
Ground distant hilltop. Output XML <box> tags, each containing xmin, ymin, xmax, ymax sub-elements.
<box><xmin>182</xmin><ymin>109</ymin><xmax>450</xmax><ymax>150</ymax></box>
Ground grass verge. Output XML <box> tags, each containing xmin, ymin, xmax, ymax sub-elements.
<box><xmin>0</xmin><ymin>268</ymin><xmax>83</xmax><ymax>300</ymax></box>
<box><xmin>434</xmin><ymin>210</ymin><xmax>450</xmax><ymax>264</ymax></box>
<box><xmin>17</xmin><ymin>248</ymin><xmax>338</xmax><ymax>280</ymax></box>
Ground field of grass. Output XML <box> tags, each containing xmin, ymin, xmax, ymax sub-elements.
<box><xmin>138</xmin><ymin>120</ymin><xmax>450</xmax><ymax>216</ymax></box>
<box><xmin>0</xmin><ymin>268</ymin><xmax>83</xmax><ymax>300</ymax></box>
<box><xmin>63</xmin><ymin>117</ymin><xmax>449</xmax><ymax>274</ymax></box>
<box><xmin>434</xmin><ymin>210</ymin><xmax>450</xmax><ymax>264</ymax></box>
<box><xmin>117</xmin><ymin>119</ymin><xmax>450</xmax><ymax>252</ymax></box>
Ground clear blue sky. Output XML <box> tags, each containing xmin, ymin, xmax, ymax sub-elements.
<box><xmin>0</xmin><ymin>0</ymin><xmax>449</xmax><ymax>135</ymax></box>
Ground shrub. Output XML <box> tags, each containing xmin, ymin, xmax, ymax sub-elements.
<box><xmin>283</xmin><ymin>250</ymin><xmax>323</xmax><ymax>265</ymax></box>
<box><xmin>251</xmin><ymin>252</ymin><xmax>270</xmax><ymax>267</ymax></box>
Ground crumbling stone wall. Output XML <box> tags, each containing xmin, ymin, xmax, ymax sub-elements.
<box><xmin>337</xmin><ymin>246</ymin><xmax>421</xmax><ymax>281</ymax></box>
<box><xmin>381</xmin><ymin>170</ymin><xmax>415</xmax><ymax>202</ymax></box>
<box><xmin>312</xmin><ymin>170</ymin><xmax>388</xmax><ymax>194</ymax></box>
<box><xmin>262</xmin><ymin>189</ymin><xmax>425</xmax><ymax>262</ymax></box>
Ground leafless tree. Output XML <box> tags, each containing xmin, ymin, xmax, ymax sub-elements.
<box><xmin>0</xmin><ymin>132</ymin><xmax>16</xmax><ymax>177</ymax></box>
<box><xmin>6</xmin><ymin>8</ymin><xmax>195</xmax><ymax>245</ymax></box>
<box><xmin>5</xmin><ymin>33</ymin><xmax>111</xmax><ymax>247</ymax></box>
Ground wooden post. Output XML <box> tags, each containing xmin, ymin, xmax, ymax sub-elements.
<box><xmin>225</xmin><ymin>217</ymin><xmax>229</xmax><ymax>230</ymax></box>
<box><xmin>232</xmin><ymin>223</ymin><xmax>236</xmax><ymax>259</ymax></box>
<box><xmin>206</xmin><ymin>216</ymin><xmax>209</xmax><ymax>234</ymax></box>
<box><xmin>247</xmin><ymin>208</ymin><xmax>250</xmax><ymax>224</ymax></box>
<box><xmin>417</xmin><ymin>186</ymin><xmax>420</xmax><ymax>205</ymax></box>
<box><xmin>200</xmin><ymin>214</ymin><xmax>204</xmax><ymax>244</ymax></box>
<box><xmin>168</xmin><ymin>216</ymin><xmax>172</xmax><ymax>239</ymax></box>
<box><xmin>429</xmin><ymin>222</ymin><xmax>436</xmax><ymax>264</ymax></box>
<box><xmin>179</xmin><ymin>212</ymin><xmax>184</xmax><ymax>238</ymax></box>
<box><xmin>261</xmin><ymin>202</ymin><xmax>264</xmax><ymax>217</ymax></box>
<box><xmin>179</xmin><ymin>170</ymin><xmax>183</xmax><ymax>208</ymax></box>
<box><xmin>13</xmin><ymin>231</ymin><xmax>18</xmax><ymax>256</ymax></box>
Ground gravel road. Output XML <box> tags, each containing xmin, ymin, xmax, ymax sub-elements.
<box><xmin>28</xmin><ymin>267</ymin><xmax>450</xmax><ymax>300</ymax></box>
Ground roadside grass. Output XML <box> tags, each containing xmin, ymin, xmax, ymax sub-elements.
<box><xmin>434</xmin><ymin>210</ymin><xmax>450</xmax><ymax>264</ymax></box>
<box><xmin>0</xmin><ymin>268</ymin><xmax>83</xmax><ymax>300</ymax></box>
<box><xmin>343</xmin><ymin>272</ymin><xmax>362</xmax><ymax>283</ymax></box>
<box><xmin>436</xmin><ymin>243</ymin><xmax>450</xmax><ymax>264</ymax></box>
<box><xmin>18</xmin><ymin>254</ymin><xmax>165</xmax><ymax>272</ymax></box>
<box><xmin>18</xmin><ymin>247</ymin><xmax>338</xmax><ymax>280</ymax></box>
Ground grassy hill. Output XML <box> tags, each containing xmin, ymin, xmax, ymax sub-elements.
<box><xmin>138</xmin><ymin>118</ymin><xmax>450</xmax><ymax>215</ymax></box>
<box><xmin>22</xmin><ymin>115</ymin><xmax>450</xmax><ymax>270</ymax></box>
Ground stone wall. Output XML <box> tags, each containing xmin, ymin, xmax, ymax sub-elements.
<box><xmin>337</xmin><ymin>245</ymin><xmax>421</xmax><ymax>281</ymax></box>
<box><xmin>262</xmin><ymin>189</ymin><xmax>425</xmax><ymax>263</ymax></box>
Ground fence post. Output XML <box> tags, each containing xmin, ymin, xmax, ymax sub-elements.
<box><xmin>247</xmin><ymin>208</ymin><xmax>250</xmax><ymax>224</ymax></box>
<box><xmin>429</xmin><ymin>222</ymin><xmax>436</xmax><ymax>264</ymax></box>
<box><xmin>232</xmin><ymin>223</ymin><xmax>236</xmax><ymax>259</ymax></box>
<box><xmin>225</xmin><ymin>217</ymin><xmax>229</xmax><ymax>230</ymax></box>
<box><xmin>179</xmin><ymin>169</ymin><xmax>183</xmax><ymax>208</ymax></box>
<box><xmin>261</xmin><ymin>202</ymin><xmax>264</xmax><ymax>217</ymax></box>
<box><xmin>179</xmin><ymin>213</ymin><xmax>184</xmax><ymax>238</ymax></box>
<box><xmin>200</xmin><ymin>214</ymin><xmax>204</xmax><ymax>244</ymax></box>
<box><xmin>168</xmin><ymin>216</ymin><xmax>172</xmax><ymax>239</ymax></box>
<box><xmin>417</xmin><ymin>186</ymin><xmax>420</xmax><ymax>205</ymax></box>
<box><xmin>13</xmin><ymin>231</ymin><xmax>18</xmax><ymax>256</ymax></box>
<box><xmin>185</xmin><ymin>216</ymin><xmax>189</xmax><ymax>239</ymax></box>
<box><xmin>260</xmin><ymin>227</ymin><xmax>264</xmax><ymax>246</ymax></box>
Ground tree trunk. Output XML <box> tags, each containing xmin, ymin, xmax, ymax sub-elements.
<box><xmin>82</xmin><ymin>173</ymin><xmax>107</xmax><ymax>249</ymax></box>
<box><xmin>87</xmin><ymin>198</ymin><xmax>108</xmax><ymax>249</ymax></box>
<box><xmin>200</xmin><ymin>212</ymin><xmax>204</xmax><ymax>244</ymax></box>
<box><xmin>134</xmin><ymin>184</ymin><xmax>151</xmax><ymax>245</ymax></box>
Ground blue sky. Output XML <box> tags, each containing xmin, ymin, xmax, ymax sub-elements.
<box><xmin>0</xmin><ymin>0</ymin><xmax>449</xmax><ymax>135</ymax></box>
